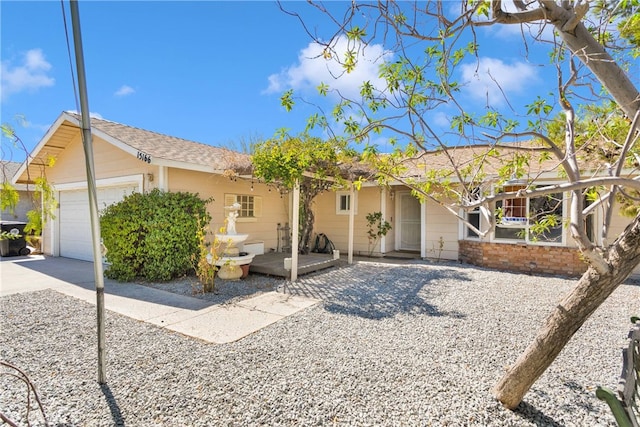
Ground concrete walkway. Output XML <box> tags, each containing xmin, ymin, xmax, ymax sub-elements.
<box><xmin>0</xmin><ymin>255</ymin><xmax>319</xmax><ymax>344</ymax></box>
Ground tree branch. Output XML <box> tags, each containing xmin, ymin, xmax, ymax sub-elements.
<box><xmin>490</xmin><ymin>0</ymin><xmax>547</xmax><ymax>24</ymax></box>
<box><xmin>464</xmin><ymin>176</ymin><xmax>640</xmax><ymax>209</ymax></box>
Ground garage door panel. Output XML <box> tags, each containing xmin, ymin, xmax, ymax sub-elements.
<box><xmin>59</xmin><ymin>185</ymin><xmax>137</xmax><ymax>261</ymax></box>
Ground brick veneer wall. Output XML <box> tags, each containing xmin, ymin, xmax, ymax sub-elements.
<box><xmin>458</xmin><ymin>240</ymin><xmax>587</xmax><ymax>277</ymax></box>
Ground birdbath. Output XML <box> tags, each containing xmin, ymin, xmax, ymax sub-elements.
<box><xmin>212</xmin><ymin>202</ymin><xmax>255</xmax><ymax>280</ymax></box>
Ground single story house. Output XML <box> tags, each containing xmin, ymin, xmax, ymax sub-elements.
<box><xmin>13</xmin><ymin>111</ymin><xmax>640</xmax><ymax>278</ymax></box>
<box><xmin>312</xmin><ymin>143</ymin><xmax>640</xmax><ymax>278</ymax></box>
<box><xmin>13</xmin><ymin>111</ymin><xmax>287</xmax><ymax>262</ymax></box>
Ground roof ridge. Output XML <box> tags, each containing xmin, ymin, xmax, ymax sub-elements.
<box><xmin>63</xmin><ymin>111</ymin><xmax>241</xmax><ymax>155</ymax></box>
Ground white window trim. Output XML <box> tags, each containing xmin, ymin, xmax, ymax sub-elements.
<box><xmin>336</xmin><ymin>191</ymin><xmax>358</xmax><ymax>215</ymax></box>
<box><xmin>224</xmin><ymin>193</ymin><xmax>261</xmax><ymax>222</ymax></box>
<box><xmin>54</xmin><ymin>174</ymin><xmax>144</xmax><ymax>192</ymax></box>
<box><xmin>459</xmin><ymin>207</ymin><xmax>482</xmax><ymax>241</ymax></box>
<box><xmin>488</xmin><ymin>188</ymin><xmax>568</xmax><ymax>246</ymax></box>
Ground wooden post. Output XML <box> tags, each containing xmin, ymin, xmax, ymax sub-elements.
<box><xmin>348</xmin><ymin>183</ymin><xmax>355</xmax><ymax>264</ymax></box>
<box><xmin>291</xmin><ymin>180</ymin><xmax>300</xmax><ymax>281</ymax></box>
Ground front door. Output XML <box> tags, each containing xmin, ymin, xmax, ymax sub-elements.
<box><xmin>397</xmin><ymin>192</ymin><xmax>421</xmax><ymax>251</ymax></box>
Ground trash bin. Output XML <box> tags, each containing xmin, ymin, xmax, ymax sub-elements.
<box><xmin>0</xmin><ymin>221</ymin><xmax>30</xmax><ymax>257</ymax></box>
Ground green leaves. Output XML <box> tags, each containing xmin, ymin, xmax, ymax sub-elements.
<box><xmin>0</xmin><ymin>182</ymin><xmax>19</xmax><ymax>213</ymax></box>
<box><xmin>347</xmin><ymin>26</ymin><xmax>366</xmax><ymax>41</ymax></box>
<box><xmin>100</xmin><ymin>189</ymin><xmax>211</xmax><ymax>282</ymax></box>
<box><xmin>317</xmin><ymin>82</ymin><xmax>329</xmax><ymax>96</ymax></box>
<box><xmin>252</xmin><ymin>134</ymin><xmax>349</xmax><ymax>190</ymax></box>
<box><xmin>344</xmin><ymin>49</ymin><xmax>357</xmax><ymax>73</ymax></box>
<box><xmin>365</xmin><ymin>211</ymin><xmax>392</xmax><ymax>256</ymax></box>
<box><xmin>470</xmin><ymin>0</ymin><xmax>491</xmax><ymax>18</ymax></box>
<box><xmin>451</xmin><ymin>113</ymin><xmax>474</xmax><ymax>133</ymax></box>
<box><xmin>526</xmin><ymin>96</ymin><xmax>553</xmax><ymax>116</ymax></box>
<box><xmin>280</xmin><ymin>89</ymin><xmax>294</xmax><ymax>112</ymax></box>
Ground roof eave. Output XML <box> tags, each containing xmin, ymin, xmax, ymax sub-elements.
<box><xmin>12</xmin><ymin>112</ymin><xmax>73</xmax><ymax>184</ymax></box>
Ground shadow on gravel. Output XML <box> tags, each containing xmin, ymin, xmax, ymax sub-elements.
<box><xmin>100</xmin><ymin>384</ymin><xmax>125</xmax><ymax>426</ymax></box>
<box><xmin>285</xmin><ymin>263</ymin><xmax>467</xmax><ymax>320</ymax></box>
<box><xmin>513</xmin><ymin>401</ymin><xmax>563</xmax><ymax>427</ymax></box>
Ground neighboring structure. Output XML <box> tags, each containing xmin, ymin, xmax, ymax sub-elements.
<box><xmin>14</xmin><ymin>112</ymin><xmax>639</xmax><ymax>278</ymax></box>
<box><xmin>1</xmin><ymin>161</ymin><xmax>33</xmax><ymax>222</ymax></box>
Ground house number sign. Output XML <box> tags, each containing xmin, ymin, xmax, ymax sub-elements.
<box><xmin>137</xmin><ymin>151</ymin><xmax>152</xmax><ymax>163</ymax></box>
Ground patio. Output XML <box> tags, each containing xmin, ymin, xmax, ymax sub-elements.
<box><xmin>249</xmin><ymin>252</ymin><xmax>341</xmax><ymax>278</ymax></box>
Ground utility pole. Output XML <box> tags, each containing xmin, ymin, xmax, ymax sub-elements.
<box><xmin>70</xmin><ymin>0</ymin><xmax>107</xmax><ymax>384</ymax></box>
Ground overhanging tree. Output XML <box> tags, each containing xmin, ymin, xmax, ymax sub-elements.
<box><xmin>279</xmin><ymin>0</ymin><xmax>640</xmax><ymax>409</ymax></box>
<box><xmin>252</xmin><ymin>132</ymin><xmax>362</xmax><ymax>253</ymax></box>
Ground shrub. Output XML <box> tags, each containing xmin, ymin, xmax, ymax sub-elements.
<box><xmin>100</xmin><ymin>189</ymin><xmax>211</xmax><ymax>282</ymax></box>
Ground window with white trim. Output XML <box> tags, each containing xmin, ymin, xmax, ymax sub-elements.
<box><xmin>494</xmin><ymin>191</ymin><xmax>565</xmax><ymax>244</ymax></box>
<box><xmin>465</xmin><ymin>207</ymin><xmax>481</xmax><ymax>238</ymax></box>
<box><xmin>224</xmin><ymin>194</ymin><xmax>262</xmax><ymax>221</ymax></box>
<box><xmin>464</xmin><ymin>187</ymin><xmax>482</xmax><ymax>239</ymax></box>
<box><xmin>336</xmin><ymin>191</ymin><xmax>357</xmax><ymax>215</ymax></box>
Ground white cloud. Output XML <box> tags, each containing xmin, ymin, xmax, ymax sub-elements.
<box><xmin>114</xmin><ymin>85</ymin><xmax>135</xmax><ymax>97</ymax></box>
<box><xmin>432</xmin><ymin>111</ymin><xmax>451</xmax><ymax>128</ymax></box>
<box><xmin>1</xmin><ymin>49</ymin><xmax>55</xmax><ymax>102</ymax></box>
<box><xmin>459</xmin><ymin>57</ymin><xmax>539</xmax><ymax>107</ymax></box>
<box><xmin>264</xmin><ymin>35</ymin><xmax>393</xmax><ymax>99</ymax></box>
<box><xmin>491</xmin><ymin>20</ymin><xmax>555</xmax><ymax>42</ymax></box>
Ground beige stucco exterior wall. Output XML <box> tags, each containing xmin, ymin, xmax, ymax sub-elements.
<box><xmin>47</xmin><ymin>133</ymin><xmax>156</xmax><ymax>185</ymax></box>
<box><xmin>312</xmin><ymin>186</ymin><xmax>390</xmax><ymax>256</ymax></box>
<box><xmin>167</xmin><ymin>168</ymin><xmax>288</xmax><ymax>252</ymax></box>
<box><xmin>424</xmin><ymin>200</ymin><xmax>458</xmax><ymax>260</ymax></box>
<box><xmin>603</xmin><ymin>202</ymin><xmax>640</xmax><ymax>277</ymax></box>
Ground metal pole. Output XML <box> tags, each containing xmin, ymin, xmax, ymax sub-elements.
<box><xmin>70</xmin><ymin>0</ymin><xmax>106</xmax><ymax>384</ymax></box>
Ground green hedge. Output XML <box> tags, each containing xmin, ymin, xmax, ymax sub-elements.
<box><xmin>100</xmin><ymin>189</ymin><xmax>211</xmax><ymax>282</ymax></box>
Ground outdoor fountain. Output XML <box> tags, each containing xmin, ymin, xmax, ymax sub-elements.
<box><xmin>207</xmin><ymin>202</ymin><xmax>255</xmax><ymax>280</ymax></box>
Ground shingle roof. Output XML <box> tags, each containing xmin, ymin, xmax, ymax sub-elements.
<box><xmin>68</xmin><ymin>113</ymin><xmax>252</xmax><ymax>173</ymax></box>
<box><xmin>398</xmin><ymin>141</ymin><xmax>606</xmax><ymax>182</ymax></box>
<box><xmin>1</xmin><ymin>162</ymin><xmax>21</xmax><ymax>183</ymax></box>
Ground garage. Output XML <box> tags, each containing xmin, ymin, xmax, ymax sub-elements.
<box><xmin>58</xmin><ymin>184</ymin><xmax>138</xmax><ymax>261</ymax></box>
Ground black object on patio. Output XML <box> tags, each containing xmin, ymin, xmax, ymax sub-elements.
<box><xmin>0</xmin><ymin>221</ymin><xmax>30</xmax><ymax>257</ymax></box>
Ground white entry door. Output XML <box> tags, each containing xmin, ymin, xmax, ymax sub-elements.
<box><xmin>397</xmin><ymin>192</ymin><xmax>421</xmax><ymax>251</ymax></box>
<box><xmin>58</xmin><ymin>185</ymin><xmax>138</xmax><ymax>261</ymax></box>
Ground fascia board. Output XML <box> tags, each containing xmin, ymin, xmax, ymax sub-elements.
<box><xmin>152</xmin><ymin>157</ymin><xmax>225</xmax><ymax>174</ymax></box>
<box><xmin>11</xmin><ymin>112</ymin><xmax>70</xmax><ymax>184</ymax></box>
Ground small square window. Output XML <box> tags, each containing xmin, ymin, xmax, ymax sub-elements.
<box><xmin>237</xmin><ymin>194</ymin><xmax>254</xmax><ymax>218</ymax></box>
<box><xmin>336</xmin><ymin>191</ymin><xmax>357</xmax><ymax>215</ymax></box>
<box><xmin>224</xmin><ymin>193</ymin><xmax>262</xmax><ymax>221</ymax></box>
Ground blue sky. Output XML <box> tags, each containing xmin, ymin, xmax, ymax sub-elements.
<box><xmin>3</xmin><ymin>1</ymin><xmax>629</xmax><ymax>164</ymax></box>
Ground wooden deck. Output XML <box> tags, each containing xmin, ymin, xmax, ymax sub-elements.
<box><xmin>249</xmin><ymin>252</ymin><xmax>341</xmax><ymax>278</ymax></box>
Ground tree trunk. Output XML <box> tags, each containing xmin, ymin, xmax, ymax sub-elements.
<box><xmin>299</xmin><ymin>203</ymin><xmax>314</xmax><ymax>254</ymax></box>
<box><xmin>298</xmin><ymin>180</ymin><xmax>317</xmax><ymax>254</ymax></box>
<box><xmin>493</xmin><ymin>212</ymin><xmax>640</xmax><ymax>409</ymax></box>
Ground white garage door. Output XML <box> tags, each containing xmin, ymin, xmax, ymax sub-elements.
<box><xmin>59</xmin><ymin>185</ymin><xmax>138</xmax><ymax>261</ymax></box>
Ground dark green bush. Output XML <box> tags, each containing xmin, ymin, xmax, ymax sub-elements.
<box><xmin>100</xmin><ymin>189</ymin><xmax>211</xmax><ymax>282</ymax></box>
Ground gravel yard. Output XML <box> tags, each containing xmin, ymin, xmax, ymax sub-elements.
<box><xmin>1</xmin><ymin>260</ymin><xmax>638</xmax><ymax>426</ymax></box>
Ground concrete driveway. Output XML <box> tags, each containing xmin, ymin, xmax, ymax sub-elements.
<box><xmin>0</xmin><ymin>255</ymin><xmax>318</xmax><ymax>343</ymax></box>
